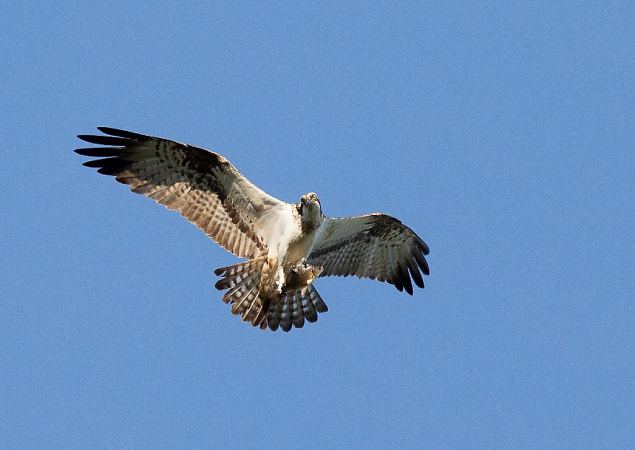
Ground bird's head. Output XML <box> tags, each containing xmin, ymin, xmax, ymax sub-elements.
<box><xmin>299</xmin><ymin>192</ymin><xmax>322</xmax><ymax>228</ymax></box>
<box><xmin>300</xmin><ymin>192</ymin><xmax>320</xmax><ymax>208</ymax></box>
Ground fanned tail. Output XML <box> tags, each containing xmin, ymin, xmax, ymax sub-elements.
<box><xmin>215</xmin><ymin>259</ymin><xmax>329</xmax><ymax>332</ymax></box>
<box><xmin>214</xmin><ymin>257</ymin><xmax>268</xmax><ymax>329</ymax></box>
<box><xmin>267</xmin><ymin>285</ymin><xmax>328</xmax><ymax>332</ymax></box>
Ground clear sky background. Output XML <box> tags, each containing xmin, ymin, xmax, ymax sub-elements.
<box><xmin>1</xmin><ymin>2</ymin><xmax>633</xmax><ymax>449</ymax></box>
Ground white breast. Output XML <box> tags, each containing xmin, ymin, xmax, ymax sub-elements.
<box><xmin>255</xmin><ymin>204</ymin><xmax>300</xmax><ymax>261</ymax></box>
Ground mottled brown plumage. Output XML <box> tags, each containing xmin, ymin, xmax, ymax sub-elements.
<box><xmin>76</xmin><ymin>127</ymin><xmax>430</xmax><ymax>332</ymax></box>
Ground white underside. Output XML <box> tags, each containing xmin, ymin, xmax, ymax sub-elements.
<box><xmin>254</xmin><ymin>203</ymin><xmax>322</xmax><ymax>292</ymax></box>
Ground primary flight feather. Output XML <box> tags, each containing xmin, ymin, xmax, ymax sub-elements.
<box><xmin>76</xmin><ymin>127</ymin><xmax>430</xmax><ymax>332</ymax></box>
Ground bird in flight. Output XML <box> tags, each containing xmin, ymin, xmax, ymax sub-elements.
<box><xmin>76</xmin><ymin>127</ymin><xmax>430</xmax><ymax>332</ymax></box>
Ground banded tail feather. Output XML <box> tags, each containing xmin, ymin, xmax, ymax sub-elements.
<box><xmin>214</xmin><ymin>257</ymin><xmax>268</xmax><ymax>329</ymax></box>
<box><xmin>267</xmin><ymin>285</ymin><xmax>328</xmax><ymax>332</ymax></box>
<box><xmin>214</xmin><ymin>259</ymin><xmax>329</xmax><ymax>332</ymax></box>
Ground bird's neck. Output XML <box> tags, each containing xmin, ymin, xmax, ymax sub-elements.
<box><xmin>301</xmin><ymin>204</ymin><xmax>322</xmax><ymax>232</ymax></box>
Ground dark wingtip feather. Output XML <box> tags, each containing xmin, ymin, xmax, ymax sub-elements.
<box><xmin>97</xmin><ymin>127</ymin><xmax>148</xmax><ymax>140</ymax></box>
<box><xmin>75</xmin><ymin>147</ymin><xmax>125</xmax><ymax>157</ymax></box>
<box><xmin>77</xmin><ymin>134</ymin><xmax>131</xmax><ymax>146</ymax></box>
<box><xmin>415</xmin><ymin>236</ymin><xmax>430</xmax><ymax>255</ymax></box>
<box><xmin>398</xmin><ymin>264</ymin><xmax>413</xmax><ymax>295</ymax></box>
<box><xmin>77</xmin><ymin>134</ymin><xmax>99</xmax><ymax>143</ymax></box>
<box><xmin>408</xmin><ymin>258</ymin><xmax>425</xmax><ymax>289</ymax></box>
<box><xmin>414</xmin><ymin>251</ymin><xmax>430</xmax><ymax>276</ymax></box>
<box><xmin>96</xmin><ymin>166</ymin><xmax>122</xmax><ymax>176</ymax></box>
<box><xmin>82</xmin><ymin>158</ymin><xmax>116</xmax><ymax>168</ymax></box>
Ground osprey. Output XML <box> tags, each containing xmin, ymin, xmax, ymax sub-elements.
<box><xmin>76</xmin><ymin>127</ymin><xmax>430</xmax><ymax>332</ymax></box>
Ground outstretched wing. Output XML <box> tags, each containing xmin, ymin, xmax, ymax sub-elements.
<box><xmin>76</xmin><ymin>127</ymin><xmax>287</xmax><ymax>259</ymax></box>
<box><xmin>307</xmin><ymin>213</ymin><xmax>430</xmax><ymax>295</ymax></box>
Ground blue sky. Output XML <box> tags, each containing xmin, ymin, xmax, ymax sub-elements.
<box><xmin>1</xmin><ymin>1</ymin><xmax>633</xmax><ymax>448</ymax></box>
